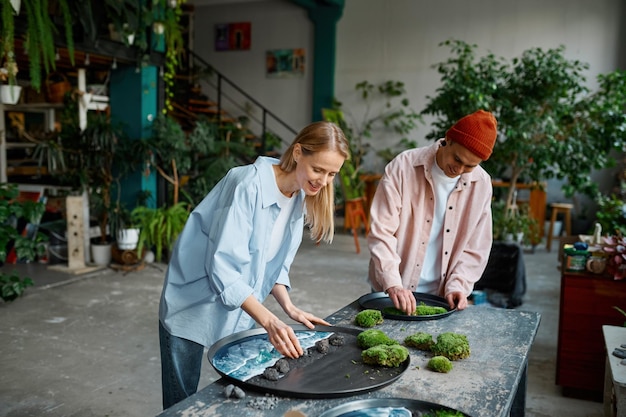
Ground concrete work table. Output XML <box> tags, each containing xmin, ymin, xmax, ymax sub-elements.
<box><xmin>157</xmin><ymin>300</ymin><xmax>541</xmax><ymax>417</ymax></box>
<box><xmin>603</xmin><ymin>325</ymin><xmax>626</xmax><ymax>417</ymax></box>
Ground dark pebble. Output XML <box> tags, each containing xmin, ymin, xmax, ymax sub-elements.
<box><xmin>263</xmin><ymin>367</ymin><xmax>280</xmax><ymax>381</ymax></box>
<box><xmin>316</xmin><ymin>339</ymin><xmax>330</xmax><ymax>354</ymax></box>
<box><xmin>329</xmin><ymin>334</ymin><xmax>345</xmax><ymax>346</ymax></box>
<box><xmin>275</xmin><ymin>358</ymin><xmax>290</xmax><ymax>373</ymax></box>
<box><xmin>233</xmin><ymin>386</ymin><xmax>246</xmax><ymax>399</ymax></box>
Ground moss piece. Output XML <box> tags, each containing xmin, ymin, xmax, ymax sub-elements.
<box><xmin>357</xmin><ymin>329</ymin><xmax>399</xmax><ymax>349</ymax></box>
<box><xmin>431</xmin><ymin>332</ymin><xmax>470</xmax><ymax>360</ymax></box>
<box><xmin>404</xmin><ymin>332</ymin><xmax>435</xmax><ymax>350</ymax></box>
<box><xmin>355</xmin><ymin>309</ymin><xmax>384</xmax><ymax>327</ymax></box>
<box><xmin>428</xmin><ymin>355</ymin><xmax>453</xmax><ymax>373</ymax></box>
<box><xmin>361</xmin><ymin>344</ymin><xmax>409</xmax><ymax>367</ymax></box>
<box><xmin>383</xmin><ymin>302</ymin><xmax>447</xmax><ymax>316</ymax></box>
<box><xmin>414</xmin><ymin>302</ymin><xmax>448</xmax><ymax>316</ymax></box>
<box><xmin>422</xmin><ymin>410</ymin><xmax>465</xmax><ymax>417</ymax></box>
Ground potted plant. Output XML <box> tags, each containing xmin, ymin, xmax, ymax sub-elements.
<box><xmin>600</xmin><ymin>233</ymin><xmax>626</xmax><ymax>280</ymax></box>
<box><xmin>323</xmin><ymin>81</ymin><xmax>421</xmax><ymax>206</ymax></box>
<box><xmin>87</xmin><ymin>113</ymin><xmax>132</xmax><ymax>264</ymax></box>
<box><xmin>492</xmin><ymin>200</ymin><xmax>538</xmax><ymax>245</ymax></box>
<box><xmin>421</xmin><ymin>39</ymin><xmax>626</xmax><ymax>213</ymax></box>
<box><xmin>0</xmin><ymin>183</ymin><xmax>47</xmax><ymax>302</ymax></box>
<box><xmin>131</xmin><ymin>201</ymin><xmax>189</xmax><ymax>263</ymax></box>
<box><xmin>0</xmin><ymin>59</ymin><xmax>20</xmax><ymax>103</ymax></box>
<box><xmin>595</xmin><ymin>193</ymin><xmax>626</xmax><ymax>237</ymax></box>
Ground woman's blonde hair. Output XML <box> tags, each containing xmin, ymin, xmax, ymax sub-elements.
<box><xmin>279</xmin><ymin>121</ymin><xmax>349</xmax><ymax>244</ymax></box>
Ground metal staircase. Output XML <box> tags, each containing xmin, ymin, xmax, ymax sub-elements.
<box><xmin>170</xmin><ymin>49</ymin><xmax>298</xmax><ymax>158</ymax></box>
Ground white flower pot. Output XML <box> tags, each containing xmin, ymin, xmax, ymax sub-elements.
<box><xmin>91</xmin><ymin>242</ymin><xmax>112</xmax><ymax>266</ymax></box>
<box><xmin>10</xmin><ymin>0</ymin><xmax>20</xmax><ymax>14</ymax></box>
<box><xmin>1</xmin><ymin>85</ymin><xmax>22</xmax><ymax>104</ymax></box>
<box><xmin>117</xmin><ymin>228</ymin><xmax>140</xmax><ymax>250</ymax></box>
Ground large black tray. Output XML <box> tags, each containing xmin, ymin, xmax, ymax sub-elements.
<box><xmin>319</xmin><ymin>398</ymin><xmax>471</xmax><ymax>416</ymax></box>
<box><xmin>358</xmin><ymin>292</ymin><xmax>456</xmax><ymax>321</ymax></box>
<box><xmin>207</xmin><ymin>325</ymin><xmax>409</xmax><ymax>399</ymax></box>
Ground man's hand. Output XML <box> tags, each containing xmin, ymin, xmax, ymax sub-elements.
<box><xmin>385</xmin><ymin>286</ymin><xmax>416</xmax><ymax>315</ymax></box>
<box><xmin>445</xmin><ymin>291</ymin><xmax>468</xmax><ymax>310</ymax></box>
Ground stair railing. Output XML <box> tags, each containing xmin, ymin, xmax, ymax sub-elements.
<box><xmin>185</xmin><ymin>50</ymin><xmax>298</xmax><ymax>154</ymax></box>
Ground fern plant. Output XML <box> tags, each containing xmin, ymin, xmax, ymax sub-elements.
<box><xmin>1</xmin><ymin>0</ymin><xmax>75</xmax><ymax>92</ymax></box>
<box><xmin>131</xmin><ymin>202</ymin><xmax>190</xmax><ymax>263</ymax></box>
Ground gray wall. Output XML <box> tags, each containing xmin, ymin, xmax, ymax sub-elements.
<box><xmin>191</xmin><ymin>0</ymin><xmax>625</xmax><ymax>211</ymax></box>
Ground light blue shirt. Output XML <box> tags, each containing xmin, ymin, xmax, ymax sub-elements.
<box><xmin>159</xmin><ymin>156</ymin><xmax>305</xmax><ymax>347</ymax></box>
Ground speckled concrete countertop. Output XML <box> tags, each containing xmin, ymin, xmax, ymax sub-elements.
<box><xmin>157</xmin><ymin>301</ymin><xmax>541</xmax><ymax>417</ymax></box>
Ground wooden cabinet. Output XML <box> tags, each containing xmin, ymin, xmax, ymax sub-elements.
<box><xmin>556</xmin><ymin>271</ymin><xmax>626</xmax><ymax>400</ymax></box>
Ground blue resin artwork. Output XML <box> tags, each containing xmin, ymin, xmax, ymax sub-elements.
<box><xmin>212</xmin><ymin>330</ymin><xmax>332</xmax><ymax>381</ymax></box>
<box><xmin>339</xmin><ymin>407</ymin><xmax>411</xmax><ymax>417</ymax></box>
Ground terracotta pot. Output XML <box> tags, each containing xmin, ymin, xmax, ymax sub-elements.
<box><xmin>45</xmin><ymin>72</ymin><xmax>72</xmax><ymax>103</ymax></box>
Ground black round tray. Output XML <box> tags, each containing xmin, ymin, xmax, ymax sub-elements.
<box><xmin>358</xmin><ymin>292</ymin><xmax>456</xmax><ymax>321</ymax></box>
<box><xmin>207</xmin><ymin>325</ymin><xmax>410</xmax><ymax>399</ymax></box>
<box><xmin>319</xmin><ymin>397</ymin><xmax>471</xmax><ymax>417</ymax></box>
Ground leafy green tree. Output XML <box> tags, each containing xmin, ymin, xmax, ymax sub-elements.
<box><xmin>422</xmin><ymin>39</ymin><xmax>626</xmax><ymax>211</ymax></box>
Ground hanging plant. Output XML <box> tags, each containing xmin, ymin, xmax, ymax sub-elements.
<box><xmin>156</xmin><ymin>0</ymin><xmax>186</xmax><ymax>114</ymax></box>
<box><xmin>0</xmin><ymin>0</ymin><xmax>75</xmax><ymax>91</ymax></box>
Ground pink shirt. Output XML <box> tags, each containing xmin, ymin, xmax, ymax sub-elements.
<box><xmin>367</xmin><ymin>140</ymin><xmax>493</xmax><ymax>298</ymax></box>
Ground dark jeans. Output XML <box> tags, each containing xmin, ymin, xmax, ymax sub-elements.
<box><xmin>158</xmin><ymin>321</ymin><xmax>204</xmax><ymax>410</ymax></box>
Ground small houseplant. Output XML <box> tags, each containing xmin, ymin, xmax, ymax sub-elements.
<box><xmin>601</xmin><ymin>233</ymin><xmax>626</xmax><ymax>280</ymax></box>
<box><xmin>0</xmin><ymin>183</ymin><xmax>47</xmax><ymax>302</ymax></box>
<box><xmin>131</xmin><ymin>201</ymin><xmax>189</xmax><ymax>263</ymax></box>
<box><xmin>324</xmin><ymin>80</ymin><xmax>421</xmax><ymax>206</ymax></box>
<box><xmin>595</xmin><ymin>193</ymin><xmax>626</xmax><ymax>237</ymax></box>
<box><xmin>0</xmin><ymin>58</ymin><xmax>20</xmax><ymax>103</ymax></box>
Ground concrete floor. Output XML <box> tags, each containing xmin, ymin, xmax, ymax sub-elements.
<box><xmin>0</xmin><ymin>230</ymin><xmax>606</xmax><ymax>417</ymax></box>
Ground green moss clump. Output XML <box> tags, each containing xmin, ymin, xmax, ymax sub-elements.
<box><xmin>404</xmin><ymin>332</ymin><xmax>434</xmax><ymax>350</ymax></box>
<box><xmin>382</xmin><ymin>302</ymin><xmax>447</xmax><ymax>317</ymax></box>
<box><xmin>357</xmin><ymin>329</ymin><xmax>399</xmax><ymax>349</ymax></box>
<box><xmin>414</xmin><ymin>302</ymin><xmax>448</xmax><ymax>316</ymax></box>
<box><xmin>431</xmin><ymin>332</ymin><xmax>470</xmax><ymax>360</ymax></box>
<box><xmin>428</xmin><ymin>356</ymin><xmax>453</xmax><ymax>373</ymax></box>
<box><xmin>382</xmin><ymin>306</ymin><xmax>407</xmax><ymax>315</ymax></box>
<box><xmin>354</xmin><ymin>309</ymin><xmax>384</xmax><ymax>327</ymax></box>
<box><xmin>422</xmin><ymin>410</ymin><xmax>465</xmax><ymax>417</ymax></box>
<box><xmin>361</xmin><ymin>344</ymin><xmax>409</xmax><ymax>367</ymax></box>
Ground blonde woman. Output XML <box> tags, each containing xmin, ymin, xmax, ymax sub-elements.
<box><xmin>158</xmin><ymin>121</ymin><xmax>349</xmax><ymax>409</ymax></box>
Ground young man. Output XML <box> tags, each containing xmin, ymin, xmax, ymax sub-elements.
<box><xmin>368</xmin><ymin>110</ymin><xmax>498</xmax><ymax>314</ymax></box>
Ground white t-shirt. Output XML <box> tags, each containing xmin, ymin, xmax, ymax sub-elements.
<box><xmin>416</xmin><ymin>157</ymin><xmax>459</xmax><ymax>294</ymax></box>
<box><xmin>268</xmin><ymin>186</ymin><xmax>296</xmax><ymax>261</ymax></box>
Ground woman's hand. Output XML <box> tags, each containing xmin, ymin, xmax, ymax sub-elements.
<box><xmin>285</xmin><ymin>306</ymin><xmax>331</xmax><ymax>329</ymax></box>
<box><xmin>386</xmin><ymin>286</ymin><xmax>416</xmax><ymax>315</ymax></box>
<box><xmin>264</xmin><ymin>318</ymin><xmax>304</xmax><ymax>359</ymax></box>
<box><xmin>241</xmin><ymin>294</ymin><xmax>305</xmax><ymax>359</ymax></box>
<box><xmin>269</xmin><ymin>284</ymin><xmax>331</xmax><ymax>357</ymax></box>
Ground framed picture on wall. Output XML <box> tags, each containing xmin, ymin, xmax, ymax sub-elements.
<box><xmin>215</xmin><ymin>22</ymin><xmax>251</xmax><ymax>51</ymax></box>
<box><xmin>266</xmin><ymin>48</ymin><xmax>305</xmax><ymax>78</ymax></box>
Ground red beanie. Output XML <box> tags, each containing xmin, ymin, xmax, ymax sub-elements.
<box><xmin>446</xmin><ymin>110</ymin><xmax>498</xmax><ymax>161</ymax></box>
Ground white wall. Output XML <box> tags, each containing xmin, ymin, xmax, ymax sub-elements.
<box><xmin>191</xmin><ymin>0</ymin><xmax>625</xmax><ymax>207</ymax></box>
<box><xmin>192</xmin><ymin>0</ymin><xmax>313</xmax><ymax>136</ymax></box>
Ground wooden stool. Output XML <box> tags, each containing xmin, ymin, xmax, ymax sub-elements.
<box><xmin>546</xmin><ymin>203</ymin><xmax>573</xmax><ymax>252</ymax></box>
<box><xmin>344</xmin><ymin>197</ymin><xmax>370</xmax><ymax>254</ymax></box>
